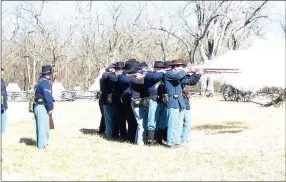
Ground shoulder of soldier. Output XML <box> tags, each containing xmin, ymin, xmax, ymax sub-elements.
<box><xmin>101</xmin><ymin>72</ymin><xmax>110</xmax><ymax>79</ymax></box>
<box><xmin>38</xmin><ymin>78</ymin><xmax>50</xmax><ymax>87</ymax></box>
<box><xmin>163</xmin><ymin>70</ymin><xmax>172</xmax><ymax>77</ymax></box>
<box><xmin>145</xmin><ymin>71</ymin><xmax>156</xmax><ymax>77</ymax></box>
<box><xmin>40</xmin><ymin>77</ymin><xmax>50</xmax><ymax>83</ymax></box>
<box><xmin>165</xmin><ymin>70</ymin><xmax>172</xmax><ymax>74</ymax></box>
<box><xmin>119</xmin><ymin>73</ymin><xmax>127</xmax><ymax>78</ymax></box>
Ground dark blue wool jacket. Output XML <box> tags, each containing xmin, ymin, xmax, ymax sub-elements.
<box><xmin>34</xmin><ymin>76</ymin><xmax>54</xmax><ymax>112</ymax></box>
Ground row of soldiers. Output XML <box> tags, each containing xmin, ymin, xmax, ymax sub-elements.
<box><xmin>97</xmin><ymin>59</ymin><xmax>203</xmax><ymax>148</ymax></box>
<box><xmin>1</xmin><ymin>60</ymin><xmax>203</xmax><ymax>150</ymax></box>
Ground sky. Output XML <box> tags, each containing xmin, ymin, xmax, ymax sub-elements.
<box><xmin>2</xmin><ymin>1</ymin><xmax>185</xmax><ymax>30</ymax></box>
<box><xmin>2</xmin><ymin>1</ymin><xmax>286</xmax><ymax>44</ymax></box>
<box><xmin>2</xmin><ymin>1</ymin><xmax>285</xmax><ymax>32</ymax></box>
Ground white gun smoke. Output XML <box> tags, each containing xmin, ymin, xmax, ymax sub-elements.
<box><xmin>89</xmin><ymin>68</ymin><xmax>106</xmax><ymax>91</ymax></box>
<box><xmin>206</xmin><ymin>35</ymin><xmax>285</xmax><ymax>93</ymax></box>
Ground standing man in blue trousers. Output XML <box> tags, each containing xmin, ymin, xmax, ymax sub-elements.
<box><xmin>1</xmin><ymin>67</ymin><xmax>8</xmax><ymax>134</ymax></box>
<box><xmin>101</xmin><ymin>64</ymin><xmax>116</xmax><ymax>139</ymax></box>
<box><xmin>130</xmin><ymin>65</ymin><xmax>148</xmax><ymax>145</ymax></box>
<box><xmin>163</xmin><ymin>60</ymin><xmax>188</xmax><ymax>148</ymax></box>
<box><xmin>118</xmin><ymin>59</ymin><xmax>139</xmax><ymax>143</ymax></box>
<box><xmin>144</xmin><ymin>61</ymin><xmax>166</xmax><ymax>145</ymax></box>
<box><xmin>108</xmin><ymin>62</ymin><xmax>127</xmax><ymax>140</ymax></box>
<box><xmin>180</xmin><ymin>61</ymin><xmax>203</xmax><ymax>144</ymax></box>
<box><xmin>33</xmin><ymin>65</ymin><xmax>55</xmax><ymax>149</ymax></box>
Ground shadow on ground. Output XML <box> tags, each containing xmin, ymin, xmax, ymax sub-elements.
<box><xmin>79</xmin><ymin>128</ymin><xmax>100</xmax><ymax>135</ymax></box>
<box><xmin>193</xmin><ymin>121</ymin><xmax>250</xmax><ymax>135</ymax></box>
<box><xmin>79</xmin><ymin>128</ymin><xmax>133</xmax><ymax>144</ymax></box>
<box><xmin>19</xmin><ymin>138</ymin><xmax>36</xmax><ymax>146</ymax></box>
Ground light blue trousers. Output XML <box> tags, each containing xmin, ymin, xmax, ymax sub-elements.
<box><xmin>131</xmin><ymin>103</ymin><xmax>148</xmax><ymax>145</ymax></box>
<box><xmin>34</xmin><ymin>105</ymin><xmax>50</xmax><ymax>149</ymax></box>
<box><xmin>166</xmin><ymin>108</ymin><xmax>184</xmax><ymax>146</ymax></box>
<box><xmin>147</xmin><ymin>100</ymin><xmax>167</xmax><ymax>130</ymax></box>
<box><xmin>1</xmin><ymin>109</ymin><xmax>7</xmax><ymax>133</ymax></box>
<box><xmin>181</xmin><ymin>108</ymin><xmax>192</xmax><ymax>143</ymax></box>
<box><xmin>103</xmin><ymin>105</ymin><xmax>114</xmax><ymax>139</ymax></box>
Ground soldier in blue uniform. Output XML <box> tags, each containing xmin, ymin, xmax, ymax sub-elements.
<box><xmin>98</xmin><ymin>92</ymin><xmax>106</xmax><ymax>135</ymax></box>
<box><xmin>33</xmin><ymin>65</ymin><xmax>54</xmax><ymax>149</ymax></box>
<box><xmin>1</xmin><ymin>67</ymin><xmax>8</xmax><ymax>134</ymax></box>
<box><xmin>130</xmin><ymin>64</ymin><xmax>148</xmax><ymax>145</ymax></box>
<box><xmin>144</xmin><ymin>61</ymin><xmax>166</xmax><ymax>145</ymax></box>
<box><xmin>161</xmin><ymin>60</ymin><xmax>172</xmax><ymax>141</ymax></box>
<box><xmin>100</xmin><ymin>64</ymin><xmax>116</xmax><ymax>139</ymax></box>
<box><xmin>107</xmin><ymin>61</ymin><xmax>127</xmax><ymax>140</ymax></box>
<box><xmin>98</xmin><ymin>71</ymin><xmax>106</xmax><ymax>135</ymax></box>
<box><xmin>180</xmin><ymin>61</ymin><xmax>203</xmax><ymax>144</ymax></box>
<box><xmin>163</xmin><ymin>60</ymin><xmax>190</xmax><ymax>148</ymax></box>
<box><xmin>118</xmin><ymin>59</ymin><xmax>139</xmax><ymax>143</ymax></box>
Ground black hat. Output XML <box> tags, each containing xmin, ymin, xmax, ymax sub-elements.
<box><xmin>171</xmin><ymin>60</ymin><xmax>184</xmax><ymax>66</ymax></box>
<box><xmin>122</xmin><ymin>61</ymin><xmax>139</xmax><ymax>74</ymax></box>
<box><xmin>153</xmin><ymin>61</ymin><xmax>165</xmax><ymax>68</ymax></box>
<box><xmin>114</xmin><ymin>61</ymin><xmax>125</xmax><ymax>69</ymax></box>
<box><xmin>133</xmin><ymin>66</ymin><xmax>142</xmax><ymax>74</ymax></box>
<box><xmin>138</xmin><ymin>62</ymin><xmax>148</xmax><ymax>69</ymax></box>
<box><xmin>108</xmin><ymin>63</ymin><xmax>115</xmax><ymax>69</ymax></box>
<box><xmin>164</xmin><ymin>61</ymin><xmax>172</xmax><ymax>68</ymax></box>
<box><xmin>125</xmin><ymin>58</ymin><xmax>137</xmax><ymax>64</ymax></box>
<box><xmin>182</xmin><ymin>60</ymin><xmax>188</xmax><ymax>67</ymax></box>
<box><xmin>41</xmin><ymin>65</ymin><xmax>53</xmax><ymax>74</ymax></box>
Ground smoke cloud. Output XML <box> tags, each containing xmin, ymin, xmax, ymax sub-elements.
<box><xmin>89</xmin><ymin>68</ymin><xmax>106</xmax><ymax>91</ymax></box>
<box><xmin>206</xmin><ymin>34</ymin><xmax>285</xmax><ymax>93</ymax></box>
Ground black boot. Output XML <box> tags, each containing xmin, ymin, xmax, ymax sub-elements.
<box><xmin>147</xmin><ymin>130</ymin><xmax>157</xmax><ymax>145</ymax></box>
<box><xmin>156</xmin><ymin>129</ymin><xmax>165</xmax><ymax>145</ymax></box>
<box><xmin>164</xmin><ymin>127</ymin><xmax>168</xmax><ymax>142</ymax></box>
<box><xmin>99</xmin><ymin>116</ymin><xmax>106</xmax><ymax>134</ymax></box>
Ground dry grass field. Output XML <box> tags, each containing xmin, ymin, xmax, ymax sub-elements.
<box><xmin>1</xmin><ymin>97</ymin><xmax>285</xmax><ymax>181</ymax></box>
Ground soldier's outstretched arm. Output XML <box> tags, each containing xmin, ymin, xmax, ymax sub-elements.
<box><xmin>165</xmin><ymin>70</ymin><xmax>187</xmax><ymax>80</ymax></box>
<box><xmin>119</xmin><ymin>74</ymin><xmax>132</xmax><ymax>83</ymax></box>
<box><xmin>42</xmin><ymin>80</ymin><xmax>54</xmax><ymax>112</ymax></box>
<box><xmin>145</xmin><ymin>72</ymin><xmax>164</xmax><ymax>81</ymax></box>
<box><xmin>180</xmin><ymin>74</ymin><xmax>201</xmax><ymax>86</ymax></box>
<box><xmin>108</xmin><ymin>73</ymin><xmax>118</xmax><ymax>82</ymax></box>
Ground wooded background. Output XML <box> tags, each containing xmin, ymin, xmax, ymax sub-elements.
<box><xmin>2</xmin><ymin>1</ymin><xmax>285</xmax><ymax>91</ymax></box>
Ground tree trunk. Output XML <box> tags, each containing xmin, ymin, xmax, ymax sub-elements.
<box><xmin>88</xmin><ymin>55</ymin><xmax>91</xmax><ymax>87</ymax></box>
<box><xmin>65</xmin><ymin>59</ymin><xmax>68</xmax><ymax>89</ymax></box>
<box><xmin>32</xmin><ymin>46</ymin><xmax>36</xmax><ymax>89</ymax></box>
<box><xmin>26</xmin><ymin>56</ymin><xmax>31</xmax><ymax>89</ymax></box>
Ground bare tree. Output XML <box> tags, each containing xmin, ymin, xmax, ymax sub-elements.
<box><xmin>278</xmin><ymin>13</ymin><xmax>286</xmax><ymax>36</ymax></box>
<box><xmin>1</xmin><ymin>1</ymin><xmax>276</xmax><ymax>91</ymax></box>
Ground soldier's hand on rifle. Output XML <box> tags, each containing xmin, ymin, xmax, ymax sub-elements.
<box><xmin>109</xmin><ymin>68</ymin><xmax>115</xmax><ymax>73</ymax></box>
<box><xmin>157</xmin><ymin>70</ymin><xmax>166</xmax><ymax>73</ymax></box>
<box><xmin>196</xmin><ymin>69</ymin><xmax>204</xmax><ymax>75</ymax></box>
<box><xmin>181</xmin><ymin>68</ymin><xmax>189</xmax><ymax>73</ymax></box>
<box><xmin>135</xmin><ymin>73</ymin><xmax>145</xmax><ymax>79</ymax></box>
<box><xmin>115</xmin><ymin>70</ymin><xmax>122</xmax><ymax>76</ymax></box>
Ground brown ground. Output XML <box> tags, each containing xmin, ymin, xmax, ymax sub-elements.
<box><xmin>1</xmin><ymin>97</ymin><xmax>285</xmax><ymax>181</ymax></box>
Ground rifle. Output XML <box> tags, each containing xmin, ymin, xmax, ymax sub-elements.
<box><xmin>49</xmin><ymin>73</ymin><xmax>56</xmax><ymax>130</ymax></box>
<box><xmin>187</xmin><ymin>67</ymin><xmax>241</xmax><ymax>74</ymax></box>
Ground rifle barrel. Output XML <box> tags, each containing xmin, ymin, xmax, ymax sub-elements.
<box><xmin>203</xmin><ymin>68</ymin><xmax>240</xmax><ymax>71</ymax></box>
<box><xmin>187</xmin><ymin>67</ymin><xmax>241</xmax><ymax>74</ymax></box>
